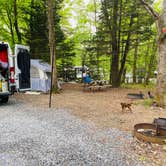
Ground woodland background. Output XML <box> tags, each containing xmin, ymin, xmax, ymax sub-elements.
<box><xmin>0</xmin><ymin>0</ymin><xmax>163</xmax><ymax>87</ymax></box>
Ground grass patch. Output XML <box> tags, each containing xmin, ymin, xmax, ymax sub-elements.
<box><xmin>121</xmin><ymin>83</ymin><xmax>155</xmax><ymax>90</ymax></box>
<box><xmin>142</xmin><ymin>98</ymin><xmax>154</xmax><ymax>108</ymax></box>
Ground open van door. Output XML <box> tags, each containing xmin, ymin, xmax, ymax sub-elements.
<box><xmin>15</xmin><ymin>44</ymin><xmax>31</xmax><ymax>91</ymax></box>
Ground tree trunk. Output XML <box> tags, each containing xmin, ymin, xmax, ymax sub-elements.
<box><xmin>101</xmin><ymin>0</ymin><xmax>113</xmax><ymax>84</ymax></box>
<box><xmin>13</xmin><ymin>0</ymin><xmax>21</xmax><ymax>43</ymax></box>
<box><xmin>118</xmin><ymin>0</ymin><xmax>122</xmax><ymax>54</ymax></box>
<box><xmin>140</xmin><ymin>0</ymin><xmax>166</xmax><ymax>107</ymax></box>
<box><xmin>117</xmin><ymin>15</ymin><xmax>134</xmax><ymax>86</ymax></box>
<box><xmin>144</xmin><ymin>44</ymin><xmax>150</xmax><ymax>83</ymax></box>
<box><xmin>111</xmin><ymin>0</ymin><xmax>119</xmax><ymax>87</ymax></box>
<box><xmin>122</xmin><ymin>68</ymin><xmax>126</xmax><ymax>83</ymax></box>
<box><xmin>6</xmin><ymin>10</ymin><xmax>15</xmax><ymax>45</ymax></box>
<box><xmin>133</xmin><ymin>39</ymin><xmax>138</xmax><ymax>83</ymax></box>
<box><xmin>156</xmin><ymin>0</ymin><xmax>166</xmax><ymax>107</ymax></box>
<box><xmin>94</xmin><ymin>0</ymin><xmax>100</xmax><ymax>79</ymax></box>
<box><xmin>133</xmin><ymin>16</ymin><xmax>139</xmax><ymax>84</ymax></box>
<box><xmin>156</xmin><ymin>38</ymin><xmax>166</xmax><ymax>107</ymax></box>
<box><xmin>47</xmin><ymin>0</ymin><xmax>57</xmax><ymax>90</ymax></box>
<box><xmin>145</xmin><ymin>40</ymin><xmax>157</xmax><ymax>85</ymax></box>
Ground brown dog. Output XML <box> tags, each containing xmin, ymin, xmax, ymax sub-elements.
<box><xmin>121</xmin><ymin>102</ymin><xmax>132</xmax><ymax>113</ymax></box>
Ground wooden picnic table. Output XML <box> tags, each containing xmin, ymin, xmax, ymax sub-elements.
<box><xmin>83</xmin><ymin>81</ymin><xmax>111</xmax><ymax>92</ymax></box>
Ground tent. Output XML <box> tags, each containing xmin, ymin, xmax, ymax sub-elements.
<box><xmin>30</xmin><ymin>59</ymin><xmax>51</xmax><ymax>92</ymax></box>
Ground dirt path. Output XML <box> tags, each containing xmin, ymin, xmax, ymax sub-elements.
<box><xmin>14</xmin><ymin>83</ymin><xmax>166</xmax><ymax>132</ymax></box>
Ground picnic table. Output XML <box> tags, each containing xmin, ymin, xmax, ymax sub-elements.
<box><xmin>83</xmin><ymin>80</ymin><xmax>111</xmax><ymax>92</ymax></box>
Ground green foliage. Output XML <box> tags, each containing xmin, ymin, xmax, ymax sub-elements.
<box><xmin>96</xmin><ymin>0</ymin><xmax>157</xmax><ymax>84</ymax></box>
<box><xmin>121</xmin><ymin>83</ymin><xmax>155</xmax><ymax>90</ymax></box>
<box><xmin>56</xmin><ymin>39</ymin><xmax>76</xmax><ymax>78</ymax></box>
<box><xmin>0</xmin><ymin>0</ymin><xmax>161</xmax><ymax>83</ymax></box>
<box><xmin>0</xmin><ymin>0</ymin><xmax>75</xmax><ymax>70</ymax></box>
<box><xmin>153</xmin><ymin>0</ymin><xmax>162</xmax><ymax>13</ymax></box>
<box><xmin>143</xmin><ymin>98</ymin><xmax>154</xmax><ymax>107</ymax></box>
<box><xmin>58</xmin><ymin>0</ymin><xmax>159</xmax><ymax>83</ymax></box>
<box><xmin>23</xmin><ymin>0</ymin><xmax>49</xmax><ymax>60</ymax></box>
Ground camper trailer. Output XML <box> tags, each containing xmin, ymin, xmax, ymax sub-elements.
<box><xmin>0</xmin><ymin>42</ymin><xmax>30</xmax><ymax>103</ymax></box>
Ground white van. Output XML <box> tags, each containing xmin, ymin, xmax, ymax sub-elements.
<box><xmin>0</xmin><ymin>42</ymin><xmax>30</xmax><ymax>103</ymax></box>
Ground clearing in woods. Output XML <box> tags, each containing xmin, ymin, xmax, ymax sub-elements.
<box><xmin>15</xmin><ymin>83</ymin><xmax>166</xmax><ymax>132</ymax></box>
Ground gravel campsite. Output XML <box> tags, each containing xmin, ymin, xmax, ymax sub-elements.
<box><xmin>0</xmin><ymin>0</ymin><xmax>166</xmax><ymax>165</ymax></box>
<box><xmin>0</xmin><ymin>83</ymin><xmax>165</xmax><ymax>165</ymax></box>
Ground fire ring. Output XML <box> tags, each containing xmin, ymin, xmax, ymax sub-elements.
<box><xmin>134</xmin><ymin>123</ymin><xmax>166</xmax><ymax>145</ymax></box>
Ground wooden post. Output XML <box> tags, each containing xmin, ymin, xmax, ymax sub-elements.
<box><xmin>47</xmin><ymin>0</ymin><xmax>57</xmax><ymax>108</ymax></box>
<box><xmin>49</xmin><ymin>43</ymin><xmax>55</xmax><ymax>108</ymax></box>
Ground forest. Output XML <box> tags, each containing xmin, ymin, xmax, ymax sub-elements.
<box><xmin>0</xmin><ymin>0</ymin><xmax>165</xmax><ymax>104</ymax></box>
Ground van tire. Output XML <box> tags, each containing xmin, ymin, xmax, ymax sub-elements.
<box><xmin>1</xmin><ymin>96</ymin><xmax>9</xmax><ymax>103</ymax></box>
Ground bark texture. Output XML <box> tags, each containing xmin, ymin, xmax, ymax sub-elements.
<box><xmin>140</xmin><ymin>0</ymin><xmax>166</xmax><ymax>107</ymax></box>
<box><xmin>111</xmin><ymin>0</ymin><xmax>119</xmax><ymax>87</ymax></box>
<box><xmin>156</xmin><ymin>0</ymin><xmax>166</xmax><ymax>107</ymax></box>
<box><xmin>157</xmin><ymin>38</ymin><xmax>166</xmax><ymax>107</ymax></box>
<box><xmin>13</xmin><ymin>0</ymin><xmax>22</xmax><ymax>43</ymax></box>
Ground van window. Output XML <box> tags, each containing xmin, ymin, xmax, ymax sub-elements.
<box><xmin>17</xmin><ymin>49</ymin><xmax>30</xmax><ymax>89</ymax></box>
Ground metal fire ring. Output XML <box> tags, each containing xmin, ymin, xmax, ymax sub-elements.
<box><xmin>134</xmin><ymin>123</ymin><xmax>166</xmax><ymax>145</ymax></box>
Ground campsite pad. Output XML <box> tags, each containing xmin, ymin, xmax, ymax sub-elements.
<box><xmin>15</xmin><ymin>83</ymin><xmax>166</xmax><ymax>132</ymax></box>
<box><xmin>0</xmin><ymin>100</ymin><xmax>147</xmax><ymax>165</ymax></box>
<box><xmin>14</xmin><ymin>83</ymin><xmax>166</xmax><ymax>165</ymax></box>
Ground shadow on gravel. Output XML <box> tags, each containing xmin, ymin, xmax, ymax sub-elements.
<box><xmin>0</xmin><ymin>98</ymin><xmax>23</xmax><ymax>107</ymax></box>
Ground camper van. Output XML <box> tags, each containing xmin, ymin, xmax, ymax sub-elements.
<box><xmin>0</xmin><ymin>42</ymin><xmax>30</xmax><ymax>103</ymax></box>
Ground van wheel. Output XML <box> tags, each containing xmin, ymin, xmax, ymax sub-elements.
<box><xmin>1</xmin><ymin>96</ymin><xmax>9</xmax><ymax>103</ymax></box>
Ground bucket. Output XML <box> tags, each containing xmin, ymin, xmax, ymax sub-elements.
<box><xmin>2</xmin><ymin>81</ymin><xmax>8</xmax><ymax>92</ymax></box>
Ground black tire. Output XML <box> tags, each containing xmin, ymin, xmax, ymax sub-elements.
<box><xmin>1</xmin><ymin>96</ymin><xmax>9</xmax><ymax>103</ymax></box>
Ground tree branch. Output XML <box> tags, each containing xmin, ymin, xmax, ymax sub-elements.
<box><xmin>139</xmin><ymin>0</ymin><xmax>159</xmax><ymax>20</ymax></box>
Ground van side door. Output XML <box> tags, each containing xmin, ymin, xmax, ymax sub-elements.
<box><xmin>15</xmin><ymin>44</ymin><xmax>31</xmax><ymax>91</ymax></box>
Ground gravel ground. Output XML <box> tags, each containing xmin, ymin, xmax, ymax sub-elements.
<box><xmin>0</xmin><ymin>98</ymin><xmax>147</xmax><ymax>166</ymax></box>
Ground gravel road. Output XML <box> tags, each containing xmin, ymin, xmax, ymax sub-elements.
<box><xmin>0</xmin><ymin>97</ymin><xmax>146</xmax><ymax>166</ymax></box>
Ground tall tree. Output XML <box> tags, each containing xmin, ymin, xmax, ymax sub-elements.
<box><xmin>140</xmin><ymin>0</ymin><xmax>166</xmax><ymax>107</ymax></box>
<box><xmin>133</xmin><ymin>38</ymin><xmax>139</xmax><ymax>83</ymax></box>
<box><xmin>13</xmin><ymin>0</ymin><xmax>22</xmax><ymax>43</ymax></box>
<box><xmin>0</xmin><ymin>0</ymin><xmax>15</xmax><ymax>45</ymax></box>
<box><xmin>47</xmin><ymin>0</ymin><xmax>57</xmax><ymax>90</ymax></box>
<box><xmin>111</xmin><ymin>0</ymin><xmax>119</xmax><ymax>87</ymax></box>
<box><xmin>144</xmin><ymin>39</ymin><xmax>157</xmax><ymax>85</ymax></box>
<box><xmin>25</xmin><ymin>0</ymin><xmax>49</xmax><ymax>60</ymax></box>
<box><xmin>99</xmin><ymin>0</ymin><xmax>154</xmax><ymax>86</ymax></box>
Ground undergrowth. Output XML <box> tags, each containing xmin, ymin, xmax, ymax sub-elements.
<box><xmin>121</xmin><ymin>83</ymin><xmax>155</xmax><ymax>90</ymax></box>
